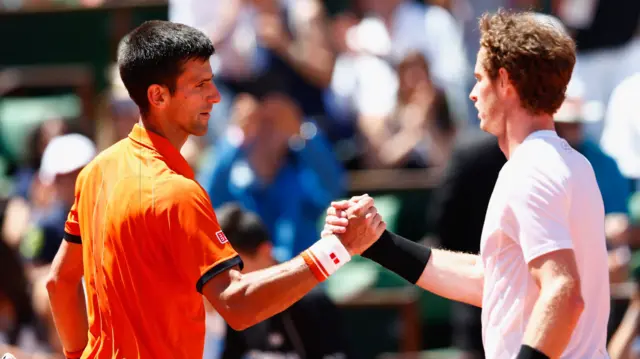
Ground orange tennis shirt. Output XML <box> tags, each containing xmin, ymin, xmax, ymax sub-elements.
<box><xmin>63</xmin><ymin>124</ymin><xmax>242</xmax><ymax>359</ymax></box>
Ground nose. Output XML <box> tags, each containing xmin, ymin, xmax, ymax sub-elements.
<box><xmin>469</xmin><ymin>86</ymin><xmax>478</xmax><ymax>103</ymax></box>
<box><xmin>210</xmin><ymin>82</ymin><xmax>221</xmax><ymax>104</ymax></box>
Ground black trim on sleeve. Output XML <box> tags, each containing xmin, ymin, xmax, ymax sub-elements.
<box><xmin>362</xmin><ymin>230</ymin><xmax>432</xmax><ymax>284</ymax></box>
<box><xmin>196</xmin><ymin>255</ymin><xmax>244</xmax><ymax>294</ymax></box>
<box><xmin>63</xmin><ymin>232</ymin><xmax>82</xmax><ymax>244</ymax></box>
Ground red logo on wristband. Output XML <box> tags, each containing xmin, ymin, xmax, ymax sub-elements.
<box><xmin>330</xmin><ymin>253</ymin><xmax>340</xmax><ymax>264</ymax></box>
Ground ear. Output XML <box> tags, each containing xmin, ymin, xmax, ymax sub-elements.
<box><xmin>147</xmin><ymin>84</ymin><xmax>170</xmax><ymax>111</ymax></box>
<box><xmin>497</xmin><ymin>67</ymin><xmax>514</xmax><ymax>97</ymax></box>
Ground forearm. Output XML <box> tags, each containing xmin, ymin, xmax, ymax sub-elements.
<box><xmin>46</xmin><ymin>279</ymin><xmax>88</xmax><ymax>355</ymax></box>
<box><xmin>225</xmin><ymin>256</ymin><xmax>318</xmax><ymax>329</ymax></box>
<box><xmin>362</xmin><ymin>231</ymin><xmax>483</xmax><ymax>307</ymax></box>
<box><xmin>416</xmin><ymin>249</ymin><xmax>484</xmax><ymax>307</ymax></box>
<box><xmin>214</xmin><ymin>236</ymin><xmax>350</xmax><ymax>330</ymax></box>
<box><xmin>521</xmin><ymin>281</ymin><xmax>584</xmax><ymax>357</ymax></box>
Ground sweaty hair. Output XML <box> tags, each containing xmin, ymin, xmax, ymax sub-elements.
<box><xmin>479</xmin><ymin>9</ymin><xmax>576</xmax><ymax>115</ymax></box>
<box><xmin>216</xmin><ymin>203</ymin><xmax>271</xmax><ymax>256</ymax></box>
<box><xmin>117</xmin><ymin>20</ymin><xmax>215</xmax><ymax>114</ymax></box>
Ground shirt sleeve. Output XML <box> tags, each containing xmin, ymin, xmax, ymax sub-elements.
<box><xmin>63</xmin><ymin>167</ymin><xmax>88</xmax><ymax>244</ymax></box>
<box><xmin>505</xmin><ymin>164</ymin><xmax>574</xmax><ymax>263</ymax></box>
<box><xmin>167</xmin><ymin>180</ymin><xmax>243</xmax><ymax>293</ymax></box>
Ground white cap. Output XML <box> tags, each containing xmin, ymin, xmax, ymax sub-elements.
<box><xmin>39</xmin><ymin>133</ymin><xmax>96</xmax><ymax>185</ymax></box>
<box><xmin>554</xmin><ymin>76</ymin><xmax>604</xmax><ymax>124</ymax></box>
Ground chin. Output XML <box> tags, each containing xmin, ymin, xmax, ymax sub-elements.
<box><xmin>189</xmin><ymin>125</ymin><xmax>209</xmax><ymax>137</ymax></box>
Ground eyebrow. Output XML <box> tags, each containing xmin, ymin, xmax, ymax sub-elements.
<box><xmin>202</xmin><ymin>75</ymin><xmax>214</xmax><ymax>82</ymax></box>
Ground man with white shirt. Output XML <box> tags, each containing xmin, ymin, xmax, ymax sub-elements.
<box><xmin>324</xmin><ymin>9</ymin><xmax>610</xmax><ymax>359</ymax></box>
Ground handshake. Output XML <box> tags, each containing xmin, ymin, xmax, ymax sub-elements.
<box><xmin>320</xmin><ymin>194</ymin><xmax>387</xmax><ymax>256</ymax></box>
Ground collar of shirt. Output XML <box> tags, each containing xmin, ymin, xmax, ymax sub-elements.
<box><xmin>127</xmin><ymin>123</ymin><xmax>195</xmax><ymax>180</ymax></box>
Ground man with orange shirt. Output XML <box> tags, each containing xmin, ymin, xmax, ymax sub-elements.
<box><xmin>44</xmin><ymin>20</ymin><xmax>385</xmax><ymax>359</ymax></box>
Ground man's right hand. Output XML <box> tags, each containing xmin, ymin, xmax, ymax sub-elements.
<box><xmin>322</xmin><ymin>195</ymin><xmax>386</xmax><ymax>256</ymax></box>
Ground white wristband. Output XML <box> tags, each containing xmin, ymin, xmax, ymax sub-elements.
<box><xmin>306</xmin><ymin>235</ymin><xmax>351</xmax><ymax>279</ymax></box>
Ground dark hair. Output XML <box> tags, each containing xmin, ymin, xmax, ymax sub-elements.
<box><xmin>117</xmin><ymin>20</ymin><xmax>215</xmax><ymax>114</ymax></box>
<box><xmin>479</xmin><ymin>9</ymin><xmax>576</xmax><ymax>115</ymax></box>
<box><xmin>216</xmin><ymin>203</ymin><xmax>271</xmax><ymax>256</ymax></box>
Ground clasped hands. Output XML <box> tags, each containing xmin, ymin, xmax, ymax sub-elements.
<box><xmin>321</xmin><ymin>194</ymin><xmax>386</xmax><ymax>256</ymax></box>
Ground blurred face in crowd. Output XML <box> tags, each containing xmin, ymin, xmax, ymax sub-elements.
<box><xmin>110</xmin><ymin>98</ymin><xmax>140</xmax><ymax>140</ymax></box>
<box><xmin>152</xmin><ymin>58</ymin><xmax>220</xmax><ymax>137</ymax></box>
<box><xmin>258</xmin><ymin>94</ymin><xmax>301</xmax><ymax>153</ymax></box>
<box><xmin>397</xmin><ymin>53</ymin><xmax>433</xmax><ymax>103</ymax></box>
<box><xmin>55</xmin><ymin>169</ymin><xmax>81</xmax><ymax>206</ymax></box>
<box><xmin>469</xmin><ymin>48</ymin><xmax>511</xmax><ymax>138</ymax></box>
<box><xmin>237</xmin><ymin>242</ymin><xmax>274</xmax><ymax>273</ymax></box>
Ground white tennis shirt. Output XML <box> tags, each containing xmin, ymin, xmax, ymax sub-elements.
<box><xmin>479</xmin><ymin>130</ymin><xmax>610</xmax><ymax>358</ymax></box>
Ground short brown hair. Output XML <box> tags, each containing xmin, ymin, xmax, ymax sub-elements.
<box><xmin>479</xmin><ymin>9</ymin><xmax>576</xmax><ymax>115</ymax></box>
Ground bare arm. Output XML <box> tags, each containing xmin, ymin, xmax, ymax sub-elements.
<box><xmin>324</xmin><ymin>201</ymin><xmax>484</xmax><ymax>307</ymax></box>
<box><xmin>521</xmin><ymin>249</ymin><xmax>585</xmax><ymax>357</ymax></box>
<box><xmin>46</xmin><ymin>240</ymin><xmax>88</xmax><ymax>356</ymax></box>
<box><xmin>204</xmin><ymin>196</ymin><xmax>385</xmax><ymax>331</ymax></box>
<box><xmin>416</xmin><ymin>249</ymin><xmax>484</xmax><ymax>307</ymax></box>
<box><xmin>202</xmin><ymin>256</ymin><xmax>318</xmax><ymax>330</ymax></box>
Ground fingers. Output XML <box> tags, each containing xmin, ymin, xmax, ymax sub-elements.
<box><xmin>322</xmin><ymin>224</ymin><xmax>346</xmax><ymax>236</ymax></box>
<box><xmin>364</xmin><ymin>206</ymin><xmax>379</xmax><ymax>223</ymax></box>
<box><xmin>326</xmin><ymin>215</ymin><xmax>348</xmax><ymax>227</ymax></box>
<box><xmin>375</xmin><ymin>219</ymin><xmax>387</xmax><ymax>239</ymax></box>
<box><xmin>331</xmin><ymin>194</ymin><xmax>370</xmax><ymax>209</ymax></box>
<box><xmin>346</xmin><ymin>196</ymin><xmax>374</xmax><ymax>217</ymax></box>
<box><xmin>326</xmin><ymin>206</ymin><xmax>348</xmax><ymax>220</ymax></box>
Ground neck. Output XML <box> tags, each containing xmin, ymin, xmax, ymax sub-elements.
<box><xmin>139</xmin><ymin>115</ymin><xmax>188</xmax><ymax>151</ymax></box>
<box><xmin>499</xmin><ymin>109</ymin><xmax>555</xmax><ymax>159</ymax></box>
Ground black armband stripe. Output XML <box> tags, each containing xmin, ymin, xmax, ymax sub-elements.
<box><xmin>515</xmin><ymin>345</ymin><xmax>550</xmax><ymax>359</ymax></box>
<box><xmin>63</xmin><ymin>232</ymin><xmax>82</xmax><ymax>244</ymax></box>
<box><xmin>196</xmin><ymin>255</ymin><xmax>244</xmax><ymax>294</ymax></box>
<box><xmin>362</xmin><ymin>230</ymin><xmax>432</xmax><ymax>284</ymax></box>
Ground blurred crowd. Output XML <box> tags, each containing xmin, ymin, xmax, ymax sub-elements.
<box><xmin>1</xmin><ymin>0</ymin><xmax>640</xmax><ymax>358</ymax></box>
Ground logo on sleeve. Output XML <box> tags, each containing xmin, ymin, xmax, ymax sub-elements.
<box><xmin>215</xmin><ymin>230</ymin><xmax>229</xmax><ymax>244</ymax></box>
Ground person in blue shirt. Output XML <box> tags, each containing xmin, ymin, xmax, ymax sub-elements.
<box><xmin>198</xmin><ymin>92</ymin><xmax>346</xmax><ymax>262</ymax></box>
<box><xmin>554</xmin><ymin>97</ymin><xmax>631</xmax><ymax>217</ymax></box>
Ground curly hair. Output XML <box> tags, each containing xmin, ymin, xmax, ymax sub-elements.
<box><xmin>479</xmin><ymin>9</ymin><xmax>576</xmax><ymax>115</ymax></box>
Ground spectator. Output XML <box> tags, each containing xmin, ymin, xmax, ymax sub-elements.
<box><xmin>198</xmin><ymin>92</ymin><xmax>345</xmax><ymax>262</ymax></box>
<box><xmin>353</xmin><ymin>0</ymin><xmax>470</xmax><ymax>125</ymax></box>
<box><xmin>554</xmin><ymin>94</ymin><xmax>632</xmax><ymax>242</ymax></box>
<box><xmin>21</xmin><ymin>133</ymin><xmax>96</xmax><ymax>353</ymax></box>
<box><xmin>0</xmin><ymin>198</ymin><xmax>35</xmax><ymax>348</ymax></box>
<box><xmin>554</xmin><ymin>0</ymin><xmax>640</xmax><ymax>140</ymax></box>
<box><xmin>12</xmin><ymin>119</ymin><xmax>68</xmax><ymax>206</ymax></box>
<box><xmin>600</xmin><ymin>72</ymin><xmax>640</xmax><ymax>190</ymax></box>
<box><xmin>214</xmin><ymin>203</ymin><xmax>350</xmax><ymax>359</ymax></box>
<box><xmin>169</xmin><ymin>0</ymin><xmax>335</xmax><ymax>127</ymax></box>
<box><xmin>95</xmin><ymin>65</ymin><xmax>140</xmax><ymax>152</ymax></box>
<box><xmin>358</xmin><ymin>51</ymin><xmax>456</xmax><ymax>169</ymax></box>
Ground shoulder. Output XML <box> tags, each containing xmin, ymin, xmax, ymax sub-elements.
<box><xmin>76</xmin><ymin>140</ymin><xmax>128</xmax><ymax>187</ymax></box>
<box><xmin>156</xmin><ymin>176</ymin><xmax>208</xmax><ymax>205</ymax></box>
<box><xmin>510</xmin><ymin>138</ymin><xmax>573</xmax><ymax>180</ymax></box>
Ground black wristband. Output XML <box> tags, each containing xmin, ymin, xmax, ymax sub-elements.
<box><xmin>516</xmin><ymin>345</ymin><xmax>550</xmax><ymax>359</ymax></box>
<box><xmin>362</xmin><ymin>230</ymin><xmax>432</xmax><ymax>284</ymax></box>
